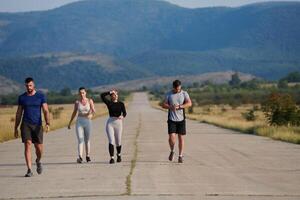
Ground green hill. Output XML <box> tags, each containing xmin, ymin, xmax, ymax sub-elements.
<box><xmin>0</xmin><ymin>53</ymin><xmax>152</xmax><ymax>90</ymax></box>
<box><xmin>0</xmin><ymin>0</ymin><xmax>299</xmax><ymax>89</ymax></box>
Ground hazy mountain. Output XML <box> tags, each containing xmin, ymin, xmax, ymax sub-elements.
<box><xmin>0</xmin><ymin>53</ymin><xmax>151</xmax><ymax>90</ymax></box>
<box><xmin>0</xmin><ymin>0</ymin><xmax>299</xmax><ymax>90</ymax></box>
<box><xmin>92</xmin><ymin>71</ymin><xmax>256</xmax><ymax>91</ymax></box>
<box><xmin>1</xmin><ymin>0</ymin><xmax>300</xmax><ymax>57</ymax></box>
<box><xmin>0</xmin><ymin>75</ymin><xmax>22</xmax><ymax>95</ymax></box>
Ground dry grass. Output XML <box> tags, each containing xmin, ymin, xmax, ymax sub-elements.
<box><xmin>188</xmin><ymin>105</ymin><xmax>266</xmax><ymax>133</ymax></box>
<box><xmin>256</xmin><ymin>126</ymin><xmax>300</xmax><ymax>144</ymax></box>
<box><xmin>150</xmin><ymin>100</ymin><xmax>300</xmax><ymax>144</ymax></box>
<box><xmin>0</xmin><ymin>103</ymin><xmax>107</xmax><ymax>143</ymax></box>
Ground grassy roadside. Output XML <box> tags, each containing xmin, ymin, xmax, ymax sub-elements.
<box><xmin>150</xmin><ymin>100</ymin><xmax>300</xmax><ymax>144</ymax></box>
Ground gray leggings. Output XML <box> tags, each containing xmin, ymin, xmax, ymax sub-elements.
<box><xmin>106</xmin><ymin>117</ymin><xmax>123</xmax><ymax>146</ymax></box>
<box><xmin>76</xmin><ymin>117</ymin><xmax>91</xmax><ymax>157</ymax></box>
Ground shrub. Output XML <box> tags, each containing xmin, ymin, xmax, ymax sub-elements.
<box><xmin>280</xmin><ymin>71</ymin><xmax>300</xmax><ymax>83</ymax></box>
<box><xmin>221</xmin><ymin>106</ymin><xmax>227</xmax><ymax>112</ymax></box>
<box><xmin>204</xmin><ymin>107</ymin><xmax>211</xmax><ymax>113</ymax></box>
<box><xmin>278</xmin><ymin>79</ymin><xmax>288</xmax><ymax>89</ymax></box>
<box><xmin>229</xmin><ymin>72</ymin><xmax>241</xmax><ymax>87</ymax></box>
<box><xmin>188</xmin><ymin>105</ymin><xmax>194</xmax><ymax>114</ymax></box>
<box><xmin>262</xmin><ymin>92</ymin><xmax>300</xmax><ymax>126</ymax></box>
<box><xmin>52</xmin><ymin>107</ymin><xmax>63</xmax><ymax>119</ymax></box>
<box><xmin>253</xmin><ymin>105</ymin><xmax>260</xmax><ymax>111</ymax></box>
<box><xmin>242</xmin><ymin>109</ymin><xmax>256</xmax><ymax>121</ymax></box>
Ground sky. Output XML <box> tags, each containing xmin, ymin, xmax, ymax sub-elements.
<box><xmin>0</xmin><ymin>0</ymin><xmax>299</xmax><ymax>12</ymax></box>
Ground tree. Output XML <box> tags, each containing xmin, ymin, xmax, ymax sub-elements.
<box><xmin>240</xmin><ymin>79</ymin><xmax>260</xmax><ymax>90</ymax></box>
<box><xmin>278</xmin><ymin>79</ymin><xmax>288</xmax><ymax>89</ymax></box>
<box><xmin>280</xmin><ymin>71</ymin><xmax>300</xmax><ymax>83</ymax></box>
<box><xmin>229</xmin><ymin>72</ymin><xmax>241</xmax><ymax>87</ymax></box>
<box><xmin>192</xmin><ymin>82</ymin><xmax>200</xmax><ymax>88</ymax></box>
<box><xmin>60</xmin><ymin>87</ymin><xmax>72</xmax><ymax>96</ymax></box>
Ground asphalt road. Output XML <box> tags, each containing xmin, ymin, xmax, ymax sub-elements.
<box><xmin>0</xmin><ymin>92</ymin><xmax>299</xmax><ymax>200</ymax></box>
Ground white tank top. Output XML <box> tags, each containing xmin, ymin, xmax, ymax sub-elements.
<box><xmin>77</xmin><ymin>99</ymin><xmax>91</xmax><ymax>115</ymax></box>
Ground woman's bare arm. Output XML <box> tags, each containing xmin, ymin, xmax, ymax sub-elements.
<box><xmin>68</xmin><ymin>101</ymin><xmax>78</xmax><ymax>129</ymax></box>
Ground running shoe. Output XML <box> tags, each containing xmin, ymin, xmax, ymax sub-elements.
<box><xmin>86</xmin><ymin>156</ymin><xmax>91</xmax><ymax>163</ymax></box>
<box><xmin>77</xmin><ymin>157</ymin><xmax>83</xmax><ymax>163</ymax></box>
<box><xmin>117</xmin><ymin>155</ymin><xmax>122</xmax><ymax>163</ymax></box>
<box><xmin>109</xmin><ymin>158</ymin><xmax>115</xmax><ymax>164</ymax></box>
<box><xmin>168</xmin><ymin>151</ymin><xmax>175</xmax><ymax>161</ymax></box>
<box><xmin>36</xmin><ymin>159</ymin><xmax>43</xmax><ymax>174</ymax></box>
<box><xmin>24</xmin><ymin>169</ymin><xmax>33</xmax><ymax>177</ymax></box>
<box><xmin>178</xmin><ymin>156</ymin><xmax>183</xmax><ymax>163</ymax></box>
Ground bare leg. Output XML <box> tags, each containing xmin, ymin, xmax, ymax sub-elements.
<box><xmin>24</xmin><ymin>140</ymin><xmax>32</xmax><ymax>170</ymax></box>
<box><xmin>34</xmin><ymin>143</ymin><xmax>43</xmax><ymax>162</ymax></box>
<box><xmin>178</xmin><ymin>134</ymin><xmax>184</xmax><ymax>156</ymax></box>
<box><xmin>169</xmin><ymin>133</ymin><xmax>176</xmax><ymax>152</ymax></box>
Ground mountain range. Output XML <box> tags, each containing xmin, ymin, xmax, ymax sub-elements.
<box><xmin>0</xmin><ymin>0</ymin><xmax>299</xmax><ymax>91</ymax></box>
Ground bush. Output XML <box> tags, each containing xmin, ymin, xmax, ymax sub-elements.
<box><xmin>188</xmin><ymin>105</ymin><xmax>194</xmax><ymax>114</ymax></box>
<box><xmin>253</xmin><ymin>105</ymin><xmax>260</xmax><ymax>111</ymax></box>
<box><xmin>278</xmin><ymin>79</ymin><xmax>288</xmax><ymax>89</ymax></box>
<box><xmin>52</xmin><ymin>107</ymin><xmax>64</xmax><ymax>119</ymax></box>
<box><xmin>60</xmin><ymin>87</ymin><xmax>72</xmax><ymax>96</ymax></box>
<box><xmin>280</xmin><ymin>71</ymin><xmax>300</xmax><ymax>83</ymax></box>
<box><xmin>242</xmin><ymin>109</ymin><xmax>256</xmax><ymax>121</ymax></box>
<box><xmin>262</xmin><ymin>92</ymin><xmax>300</xmax><ymax>126</ymax></box>
<box><xmin>204</xmin><ymin>107</ymin><xmax>211</xmax><ymax>113</ymax></box>
<box><xmin>229</xmin><ymin>72</ymin><xmax>241</xmax><ymax>87</ymax></box>
<box><xmin>221</xmin><ymin>106</ymin><xmax>227</xmax><ymax>112</ymax></box>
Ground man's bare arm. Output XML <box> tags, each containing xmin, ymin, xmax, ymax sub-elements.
<box><xmin>162</xmin><ymin>100</ymin><xmax>170</xmax><ymax>109</ymax></box>
<box><xmin>180</xmin><ymin>98</ymin><xmax>192</xmax><ymax>109</ymax></box>
<box><xmin>14</xmin><ymin>105</ymin><xmax>23</xmax><ymax>138</ymax></box>
<box><xmin>42</xmin><ymin>103</ymin><xmax>50</xmax><ymax>132</ymax></box>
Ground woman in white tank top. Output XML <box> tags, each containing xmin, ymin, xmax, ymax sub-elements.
<box><xmin>68</xmin><ymin>87</ymin><xmax>96</xmax><ymax>163</ymax></box>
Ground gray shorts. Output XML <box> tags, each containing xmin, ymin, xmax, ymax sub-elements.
<box><xmin>21</xmin><ymin>122</ymin><xmax>43</xmax><ymax>144</ymax></box>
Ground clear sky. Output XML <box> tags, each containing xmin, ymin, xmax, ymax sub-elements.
<box><xmin>0</xmin><ymin>0</ymin><xmax>299</xmax><ymax>12</ymax></box>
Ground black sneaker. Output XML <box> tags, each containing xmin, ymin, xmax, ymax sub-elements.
<box><xmin>178</xmin><ymin>156</ymin><xmax>183</xmax><ymax>163</ymax></box>
<box><xmin>168</xmin><ymin>151</ymin><xmax>175</xmax><ymax>161</ymax></box>
<box><xmin>25</xmin><ymin>169</ymin><xmax>33</xmax><ymax>177</ymax></box>
<box><xmin>109</xmin><ymin>158</ymin><xmax>115</xmax><ymax>164</ymax></box>
<box><xmin>36</xmin><ymin>159</ymin><xmax>43</xmax><ymax>174</ymax></box>
<box><xmin>77</xmin><ymin>157</ymin><xmax>83</xmax><ymax>163</ymax></box>
<box><xmin>86</xmin><ymin>156</ymin><xmax>91</xmax><ymax>163</ymax></box>
<box><xmin>117</xmin><ymin>155</ymin><xmax>122</xmax><ymax>163</ymax></box>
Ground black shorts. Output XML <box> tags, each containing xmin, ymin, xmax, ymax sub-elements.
<box><xmin>168</xmin><ymin>120</ymin><xmax>186</xmax><ymax>135</ymax></box>
<box><xmin>21</xmin><ymin>122</ymin><xmax>43</xmax><ymax>144</ymax></box>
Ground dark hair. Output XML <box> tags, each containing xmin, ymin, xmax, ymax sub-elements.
<box><xmin>25</xmin><ymin>77</ymin><xmax>34</xmax><ymax>83</ymax></box>
<box><xmin>78</xmin><ymin>87</ymin><xmax>86</xmax><ymax>92</ymax></box>
<box><xmin>109</xmin><ymin>89</ymin><xmax>118</xmax><ymax>95</ymax></box>
<box><xmin>173</xmin><ymin>80</ymin><xmax>181</xmax><ymax>88</ymax></box>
